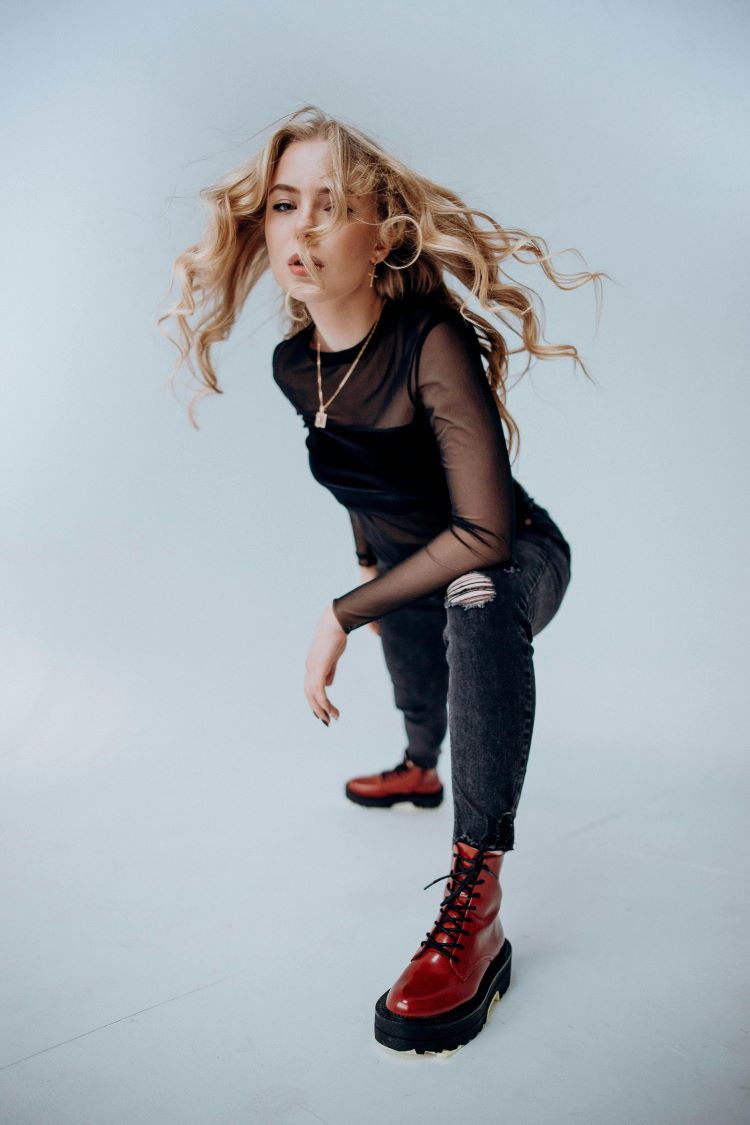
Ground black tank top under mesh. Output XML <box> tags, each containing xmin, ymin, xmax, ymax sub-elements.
<box><xmin>272</xmin><ymin>292</ymin><xmax>532</xmax><ymax>633</ymax></box>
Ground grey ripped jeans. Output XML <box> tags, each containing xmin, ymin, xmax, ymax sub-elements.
<box><xmin>376</xmin><ymin>493</ymin><xmax>572</xmax><ymax>852</ymax></box>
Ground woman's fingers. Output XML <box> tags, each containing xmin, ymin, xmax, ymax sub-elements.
<box><xmin>305</xmin><ymin>679</ymin><xmax>340</xmax><ymax>724</ymax></box>
<box><xmin>306</xmin><ymin>692</ymin><xmax>329</xmax><ymax>724</ymax></box>
<box><xmin>326</xmin><ymin>693</ymin><xmax>341</xmax><ymax>720</ymax></box>
<box><xmin>318</xmin><ymin>688</ymin><xmax>340</xmax><ymax>721</ymax></box>
<box><xmin>313</xmin><ymin>694</ymin><xmax>338</xmax><ymax>724</ymax></box>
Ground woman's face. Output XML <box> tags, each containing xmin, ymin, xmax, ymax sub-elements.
<box><xmin>263</xmin><ymin>138</ymin><xmax>384</xmax><ymax>307</ymax></box>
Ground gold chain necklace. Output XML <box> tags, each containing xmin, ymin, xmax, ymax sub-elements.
<box><xmin>313</xmin><ymin>298</ymin><xmax>387</xmax><ymax>428</ymax></box>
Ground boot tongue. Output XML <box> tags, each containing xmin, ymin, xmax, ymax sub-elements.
<box><xmin>445</xmin><ymin>859</ymin><xmax>478</xmax><ymax>910</ymax></box>
<box><xmin>446</xmin><ymin>884</ymin><xmax>472</xmax><ymax>911</ymax></box>
<box><xmin>425</xmin><ymin>846</ymin><xmax>483</xmax><ymax>952</ymax></box>
<box><xmin>447</xmin><ymin>842</ymin><xmax>484</xmax><ymax>908</ymax></box>
<box><xmin>430</xmin><ymin>877</ymin><xmax>471</xmax><ymax>949</ymax></box>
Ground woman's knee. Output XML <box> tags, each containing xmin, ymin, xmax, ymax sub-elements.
<box><xmin>444</xmin><ymin>570</ymin><xmax>498</xmax><ymax>610</ymax></box>
<box><xmin>443</xmin><ymin>562</ymin><xmax>524</xmax><ymax>615</ymax></box>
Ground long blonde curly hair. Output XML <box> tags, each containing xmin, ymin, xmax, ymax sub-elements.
<box><xmin>157</xmin><ymin>104</ymin><xmax>609</xmax><ymax>460</ymax></box>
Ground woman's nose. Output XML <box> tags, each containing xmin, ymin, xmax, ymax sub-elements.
<box><xmin>294</xmin><ymin>203</ymin><xmax>315</xmax><ymax>235</ymax></box>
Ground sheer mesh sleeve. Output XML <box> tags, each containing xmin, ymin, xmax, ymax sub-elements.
<box><xmin>349</xmin><ymin>510</ymin><xmax>378</xmax><ymax>567</ymax></box>
<box><xmin>331</xmin><ymin>314</ymin><xmax>516</xmax><ymax>633</ymax></box>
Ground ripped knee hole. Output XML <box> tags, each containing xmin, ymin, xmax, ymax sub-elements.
<box><xmin>444</xmin><ymin>571</ymin><xmax>496</xmax><ymax>609</ymax></box>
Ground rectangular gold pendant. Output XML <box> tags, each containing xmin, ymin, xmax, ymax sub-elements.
<box><xmin>314</xmin><ymin>410</ymin><xmax>327</xmax><ymax>428</ymax></box>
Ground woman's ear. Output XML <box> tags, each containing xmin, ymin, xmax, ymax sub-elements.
<box><xmin>370</xmin><ymin>198</ymin><xmax>395</xmax><ymax>265</ymax></box>
<box><xmin>373</xmin><ymin>231</ymin><xmax>393</xmax><ymax>265</ymax></box>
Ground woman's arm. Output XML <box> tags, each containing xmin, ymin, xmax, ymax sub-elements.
<box><xmin>331</xmin><ymin>312</ymin><xmax>516</xmax><ymax>633</ymax></box>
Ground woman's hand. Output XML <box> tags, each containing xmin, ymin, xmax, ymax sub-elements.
<box><xmin>304</xmin><ymin>602</ymin><xmax>348</xmax><ymax>726</ymax></box>
<box><xmin>359</xmin><ymin>564</ymin><xmax>382</xmax><ymax>636</ymax></box>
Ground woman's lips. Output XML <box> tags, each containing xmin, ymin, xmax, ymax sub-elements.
<box><xmin>288</xmin><ymin>254</ymin><xmax>324</xmax><ymax>274</ymax></box>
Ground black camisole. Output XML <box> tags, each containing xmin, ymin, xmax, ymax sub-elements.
<box><xmin>272</xmin><ymin>292</ymin><xmax>533</xmax><ymax>633</ymax></box>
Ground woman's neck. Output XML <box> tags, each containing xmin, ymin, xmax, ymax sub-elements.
<box><xmin>308</xmin><ymin>292</ymin><xmax>386</xmax><ymax>352</ymax></box>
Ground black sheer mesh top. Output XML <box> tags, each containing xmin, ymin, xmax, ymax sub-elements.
<box><xmin>272</xmin><ymin>292</ymin><xmax>528</xmax><ymax>634</ymax></box>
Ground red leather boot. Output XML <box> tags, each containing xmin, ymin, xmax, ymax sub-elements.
<box><xmin>345</xmin><ymin>752</ymin><xmax>443</xmax><ymax>808</ymax></box>
<box><xmin>374</xmin><ymin>840</ymin><xmax>512</xmax><ymax>1053</ymax></box>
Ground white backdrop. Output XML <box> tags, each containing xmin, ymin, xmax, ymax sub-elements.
<box><xmin>1</xmin><ymin>1</ymin><xmax>748</xmax><ymax>1122</ymax></box>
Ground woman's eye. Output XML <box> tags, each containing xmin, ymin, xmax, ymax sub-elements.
<box><xmin>271</xmin><ymin>202</ymin><xmax>353</xmax><ymax>215</ymax></box>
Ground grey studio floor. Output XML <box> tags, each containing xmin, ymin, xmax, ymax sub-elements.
<box><xmin>0</xmin><ymin>619</ymin><xmax>746</xmax><ymax>1125</ymax></box>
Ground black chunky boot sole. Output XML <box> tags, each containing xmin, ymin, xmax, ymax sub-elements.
<box><xmin>373</xmin><ymin>938</ymin><xmax>512</xmax><ymax>1054</ymax></box>
<box><xmin>344</xmin><ymin>786</ymin><xmax>444</xmax><ymax>809</ymax></box>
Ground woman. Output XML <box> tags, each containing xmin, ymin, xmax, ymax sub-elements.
<box><xmin>158</xmin><ymin>105</ymin><xmax>605</xmax><ymax>1055</ymax></box>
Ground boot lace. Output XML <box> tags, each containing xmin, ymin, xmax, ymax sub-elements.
<box><xmin>419</xmin><ymin>850</ymin><xmax>498</xmax><ymax>963</ymax></box>
<box><xmin>379</xmin><ymin>758</ymin><xmax>412</xmax><ymax>779</ymax></box>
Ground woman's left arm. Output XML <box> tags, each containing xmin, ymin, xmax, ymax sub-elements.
<box><xmin>329</xmin><ymin>312</ymin><xmax>516</xmax><ymax>634</ymax></box>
